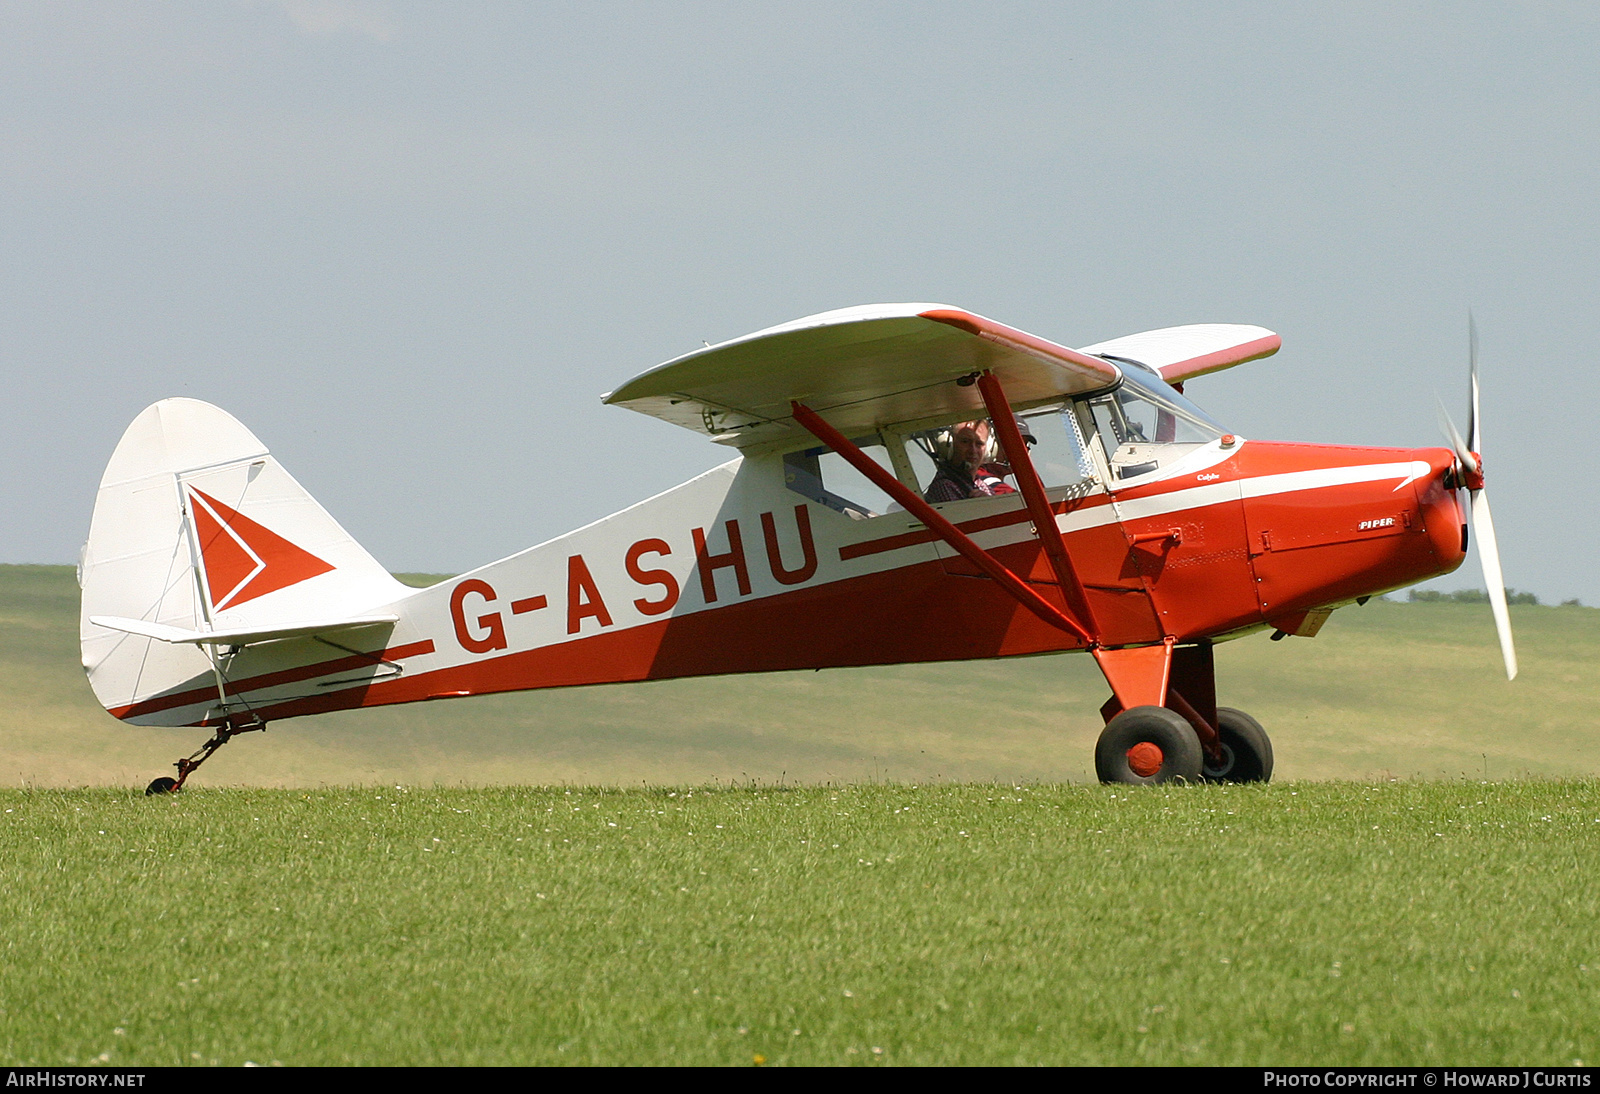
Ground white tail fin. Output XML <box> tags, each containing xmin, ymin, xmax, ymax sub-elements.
<box><xmin>80</xmin><ymin>399</ymin><xmax>407</xmax><ymax>721</ymax></box>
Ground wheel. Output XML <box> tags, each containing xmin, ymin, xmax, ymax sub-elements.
<box><xmin>145</xmin><ymin>776</ymin><xmax>178</xmax><ymax>796</ymax></box>
<box><xmin>1095</xmin><ymin>705</ymin><xmax>1204</xmax><ymax>785</ymax></box>
<box><xmin>1201</xmin><ymin>708</ymin><xmax>1274</xmax><ymax>783</ymax></box>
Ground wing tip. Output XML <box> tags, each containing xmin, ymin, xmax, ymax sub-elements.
<box><xmin>1158</xmin><ymin>332</ymin><xmax>1283</xmax><ymax>384</ymax></box>
<box><xmin>917</xmin><ymin>307</ymin><xmax>983</xmax><ymax>336</ymax></box>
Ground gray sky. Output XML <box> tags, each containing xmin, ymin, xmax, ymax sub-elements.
<box><xmin>5</xmin><ymin>1</ymin><xmax>1597</xmax><ymax>607</ymax></box>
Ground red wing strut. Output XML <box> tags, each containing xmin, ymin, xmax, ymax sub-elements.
<box><xmin>789</xmin><ymin>399</ymin><xmax>1095</xmax><ymax>646</ymax></box>
<box><xmin>976</xmin><ymin>372</ymin><xmax>1099</xmax><ymax>634</ymax></box>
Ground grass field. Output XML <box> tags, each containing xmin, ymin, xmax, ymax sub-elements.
<box><xmin>4</xmin><ymin>565</ymin><xmax>1600</xmax><ymax>1065</ymax></box>
<box><xmin>3</xmin><ymin>780</ymin><xmax>1598</xmax><ymax>1066</ymax></box>
<box><xmin>3</xmin><ymin>564</ymin><xmax>1599</xmax><ymax>788</ymax></box>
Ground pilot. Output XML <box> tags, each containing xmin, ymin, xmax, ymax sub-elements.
<box><xmin>924</xmin><ymin>420</ymin><xmax>1013</xmax><ymax>502</ymax></box>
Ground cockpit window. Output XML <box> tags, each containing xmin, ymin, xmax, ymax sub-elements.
<box><xmin>1077</xmin><ymin>360</ymin><xmax>1226</xmax><ymax>482</ymax></box>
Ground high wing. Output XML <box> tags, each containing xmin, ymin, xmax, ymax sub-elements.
<box><xmin>1076</xmin><ymin>323</ymin><xmax>1279</xmax><ymax>385</ymax></box>
<box><xmin>603</xmin><ymin>303</ymin><xmax>1120</xmax><ymax>451</ymax></box>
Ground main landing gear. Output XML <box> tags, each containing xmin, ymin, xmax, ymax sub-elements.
<box><xmin>1092</xmin><ymin>643</ymin><xmax>1273</xmax><ymax>786</ymax></box>
<box><xmin>1094</xmin><ymin>704</ymin><xmax>1273</xmax><ymax>785</ymax></box>
<box><xmin>144</xmin><ymin>716</ymin><xmax>267</xmax><ymax>795</ymax></box>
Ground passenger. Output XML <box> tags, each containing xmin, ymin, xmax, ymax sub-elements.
<box><xmin>975</xmin><ymin>416</ymin><xmax>1035</xmax><ymax>495</ymax></box>
<box><xmin>973</xmin><ymin>464</ymin><xmax>1016</xmax><ymax>496</ymax></box>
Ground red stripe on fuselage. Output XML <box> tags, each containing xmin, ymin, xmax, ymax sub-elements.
<box><xmin>107</xmin><ymin>639</ymin><xmax>437</xmax><ymax>719</ymax></box>
<box><xmin>840</xmin><ymin>496</ymin><xmax>1108</xmax><ymax>560</ymax></box>
<box><xmin>230</xmin><ymin>555</ymin><xmax>1089</xmax><ymax>725</ymax></box>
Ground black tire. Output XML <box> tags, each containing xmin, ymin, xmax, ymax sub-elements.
<box><xmin>1201</xmin><ymin>707</ymin><xmax>1274</xmax><ymax>783</ymax></box>
<box><xmin>145</xmin><ymin>776</ymin><xmax>178</xmax><ymax>796</ymax></box>
<box><xmin>1095</xmin><ymin>705</ymin><xmax>1204</xmax><ymax>785</ymax></box>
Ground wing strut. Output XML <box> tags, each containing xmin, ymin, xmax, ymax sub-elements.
<box><xmin>976</xmin><ymin>372</ymin><xmax>1099</xmax><ymax>634</ymax></box>
<box><xmin>789</xmin><ymin>399</ymin><xmax>1096</xmax><ymax>646</ymax></box>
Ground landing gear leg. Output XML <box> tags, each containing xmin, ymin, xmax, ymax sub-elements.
<box><xmin>145</xmin><ymin>716</ymin><xmax>267</xmax><ymax>795</ymax></box>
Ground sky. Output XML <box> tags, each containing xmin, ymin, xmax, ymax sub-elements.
<box><xmin>4</xmin><ymin>1</ymin><xmax>1597</xmax><ymax>608</ymax></box>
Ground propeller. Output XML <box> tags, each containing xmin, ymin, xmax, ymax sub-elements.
<box><xmin>1438</xmin><ymin>313</ymin><xmax>1517</xmax><ymax>680</ymax></box>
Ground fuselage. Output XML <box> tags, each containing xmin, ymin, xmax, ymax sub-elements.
<box><xmin>107</xmin><ymin>433</ymin><xmax>1467</xmax><ymax>728</ymax></box>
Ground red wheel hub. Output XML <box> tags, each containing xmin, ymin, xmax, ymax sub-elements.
<box><xmin>1127</xmin><ymin>742</ymin><xmax>1163</xmax><ymax>778</ymax></box>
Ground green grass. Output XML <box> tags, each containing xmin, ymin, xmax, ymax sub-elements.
<box><xmin>7</xmin><ymin>565</ymin><xmax>1600</xmax><ymax>1065</ymax></box>
<box><xmin>391</xmin><ymin>572</ymin><xmax>450</xmax><ymax>588</ymax></box>
<box><xmin>4</xmin><ymin>564</ymin><xmax>1597</xmax><ymax>788</ymax></box>
<box><xmin>3</xmin><ymin>781</ymin><xmax>1598</xmax><ymax>1065</ymax></box>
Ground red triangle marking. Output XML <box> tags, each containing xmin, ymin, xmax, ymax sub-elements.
<box><xmin>189</xmin><ymin>494</ymin><xmax>262</xmax><ymax>609</ymax></box>
<box><xmin>188</xmin><ymin>487</ymin><xmax>335</xmax><ymax>611</ymax></box>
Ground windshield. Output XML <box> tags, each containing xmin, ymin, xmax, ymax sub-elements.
<box><xmin>1076</xmin><ymin>360</ymin><xmax>1227</xmax><ymax>482</ymax></box>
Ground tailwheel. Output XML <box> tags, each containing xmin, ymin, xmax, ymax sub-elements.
<box><xmin>1095</xmin><ymin>705</ymin><xmax>1204</xmax><ymax>785</ymax></box>
<box><xmin>144</xmin><ymin>716</ymin><xmax>267</xmax><ymax>796</ymax></box>
<box><xmin>1200</xmin><ymin>707</ymin><xmax>1274</xmax><ymax>783</ymax></box>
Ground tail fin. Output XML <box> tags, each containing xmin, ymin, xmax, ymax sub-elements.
<box><xmin>80</xmin><ymin>399</ymin><xmax>407</xmax><ymax>722</ymax></box>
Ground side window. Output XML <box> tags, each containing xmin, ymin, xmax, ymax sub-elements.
<box><xmin>784</xmin><ymin>442</ymin><xmax>899</xmax><ymax>519</ymax></box>
<box><xmin>1021</xmin><ymin>409</ymin><xmax>1096</xmax><ymax>488</ymax></box>
<box><xmin>904</xmin><ymin>430</ymin><xmax>954</xmax><ymax>491</ymax></box>
<box><xmin>784</xmin><ymin>414</ymin><xmax>1101</xmax><ymax>516</ymax></box>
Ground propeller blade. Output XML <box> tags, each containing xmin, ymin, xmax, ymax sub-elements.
<box><xmin>1467</xmin><ymin>312</ymin><xmax>1481</xmax><ymax>454</ymax></box>
<box><xmin>1470</xmin><ymin>487</ymin><xmax>1517</xmax><ymax>680</ymax></box>
<box><xmin>1437</xmin><ymin>400</ymin><xmax>1476</xmax><ymax>474</ymax></box>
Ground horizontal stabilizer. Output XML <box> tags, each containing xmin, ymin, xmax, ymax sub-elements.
<box><xmin>90</xmin><ymin>614</ymin><xmax>399</xmax><ymax>648</ymax></box>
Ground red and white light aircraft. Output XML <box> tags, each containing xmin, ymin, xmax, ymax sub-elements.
<box><xmin>78</xmin><ymin>304</ymin><xmax>1514</xmax><ymax>792</ymax></box>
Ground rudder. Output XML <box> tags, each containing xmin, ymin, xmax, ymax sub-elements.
<box><xmin>80</xmin><ymin>399</ymin><xmax>407</xmax><ymax>722</ymax></box>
